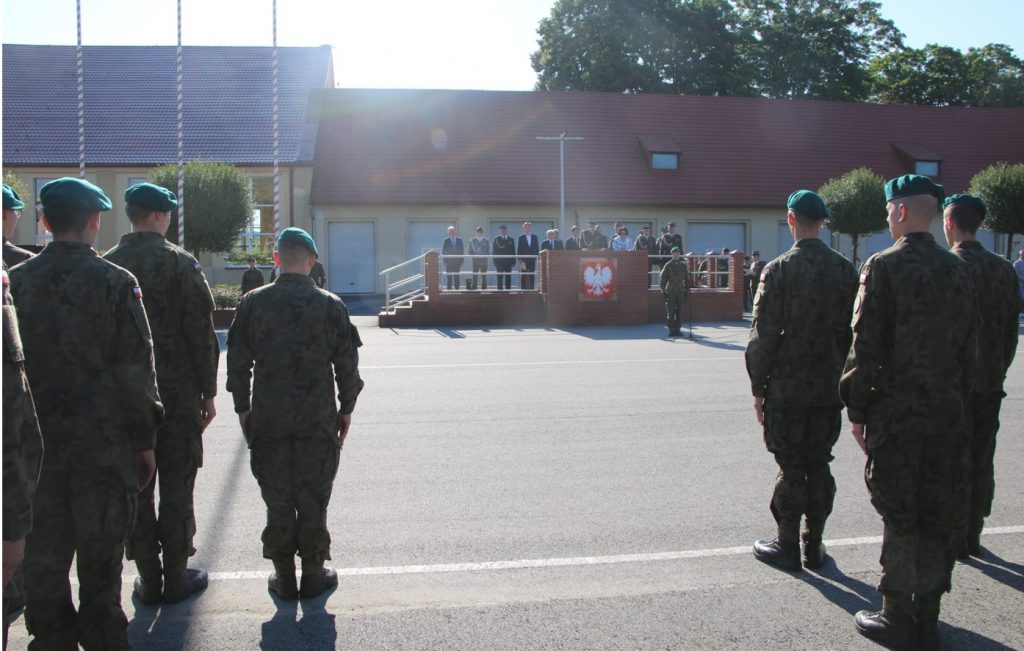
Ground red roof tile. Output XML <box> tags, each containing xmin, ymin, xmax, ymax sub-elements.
<box><xmin>310</xmin><ymin>89</ymin><xmax>1024</xmax><ymax>208</ymax></box>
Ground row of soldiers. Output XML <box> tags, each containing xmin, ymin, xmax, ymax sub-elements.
<box><xmin>745</xmin><ymin>179</ymin><xmax>1020</xmax><ymax>650</ymax></box>
<box><xmin>2</xmin><ymin>179</ymin><xmax>362</xmax><ymax>650</ymax></box>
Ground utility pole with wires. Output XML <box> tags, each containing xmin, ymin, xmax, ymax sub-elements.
<box><xmin>535</xmin><ymin>132</ymin><xmax>583</xmax><ymax>237</ymax></box>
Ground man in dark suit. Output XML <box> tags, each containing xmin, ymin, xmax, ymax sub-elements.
<box><xmin>565</xmin><ymin>226</ymin><xmax>582</xmax><ymax>251</ymax></box>
<box><xmin>517</xmin><ymin>222</ymin><xmax>539</xmax><ymax>290</ymax></box>
<box><xmin>541</xmin><ymin>229</ymin><xmax>564</xmax><ymax>252</ymax></box>
<box><xmin>492</xmin><ymin>225</ymin><xmax>516</xmax><ymax>290</ymax></box>
<box><xmin>441</xmin><ymin>226</ymin><xmax>464</xmax><ymax>290</ymax></box>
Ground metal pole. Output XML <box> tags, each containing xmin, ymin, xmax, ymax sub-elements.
<box><xmin>536</xmin><ymin>133</ymin><xmax>582</xmax><ymax>238</ymax></box>
<box><xmin>76</xmin><ymin>0</ymin><xmax>84</xmax><ymax>179</ymax></box>
<box><xmin>272</xmin><ymin>0</ymin><xmax>280</xmax><ymax>240</ymax></box>
<box><xmin>177</xmin><ymin>0</ymin><xmax>185</xmax><ymax>248</ymax></box>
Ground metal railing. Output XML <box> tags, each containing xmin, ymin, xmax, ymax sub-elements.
<box><xmin>647</xmin><ymin>254</ymin><xmax>734</xmax><ymax>290</ymax></box>
<box><xmin>380</xmin><ymin>252</ymin><xmax>429</xmax><ymax>313</ymax></box>
<box><xmin>439</xmin><ymin>254</ymin><xmax>541</xmax><ymax>292</ymax></box>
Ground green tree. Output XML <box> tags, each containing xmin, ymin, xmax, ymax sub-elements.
<box><xmin>531</xmin><ymin>0</ymin><xmax>752</xmax><ymax>96</ymax></box>
<box><xmin>868</xmin><ymin>45</ymin><xmax>969</xmax><ymax>105</ymax></box>
<box><xmin>969</xmin><ymin>163</ymin><xmax>1024</xmax><ymax>258</ymax></box>
<box><xmin>818</xmin><ymin>167</ymin><xmax>887</xmax><ymax>265</ymax></box>
<box><xmin>150</xmin><ymin>161</ymin><xmax>253</xmax><ymax>256</ymax></box>
<box><xmin>964</xmin><ymin>44</ymin><xmax>1024</xmax><ymax>107</ymax></box>
<box><xmin>736</xmin><ymin>0</ymin><xmax>903</xmax><ymax>101</ymax></box>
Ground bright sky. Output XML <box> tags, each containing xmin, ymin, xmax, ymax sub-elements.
<box><xmin>3</xmin><ymin>0</ymin><xmax>1022</xmax><ymax>91</ymax></box>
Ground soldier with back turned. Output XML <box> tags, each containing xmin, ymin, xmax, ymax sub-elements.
<box><xmin>2</xmin><ymin>185</ymin><xmax>34</xmax><ymax>269</ymax></box>
<box><xmin>941</xmin><ymin>194</ymin><xmax>1019</xmax><ymax>559</ymax></box>
<box><xmin>745</xmin><ymin>190</ymin><xmax>858</xmax><ymax>572</ymax></box>
<box><xmin>840</xmin><ymin>175</ymin><xmax>976</xmax><ymax>650</ymax></box>
<box><xmin>227</xmin><ymin>227</ymin><xmax>363</xmax><ymax>601</ymax></box>
<box><xmin>104</xmin><ymin>183</ymin><xmax>220</xmax><ymax>605</ymax></box>
<box><xmin>11</xmin><ymin>178</ymin><xmax>162</xmax><ymax>650</ymax></box>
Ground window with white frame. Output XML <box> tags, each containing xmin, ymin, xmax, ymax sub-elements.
<box><xmin>233</xmin><ymin>176</ymin><xmax>276</xmax><ymax>258</ymax></box>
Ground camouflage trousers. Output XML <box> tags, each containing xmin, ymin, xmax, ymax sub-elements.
<box><xmin>126</xmin><ymin>402</ymin><xmax>203</xmax><ymax>567</ymax></box>
<box><xmin>250</xmin><ymin>435</ymin><xmax>341</xmax><ymax>565</ymax></box>
<box><xmin>762</xmin><ymin>405</ymin><xmax>841</xmax><ymax>542</ymax></box>
<box><xmin>953</xmin><ymin>391</ymin><xmax>1004</xmax><ymax>546</ymax></box>
<box><xmin>664</xmin><ymin>293</ymin><xmax>687</xmax><ymax>334</ymax></box>
<box><xmin>866</xmin><ymin>427</ymin><xmax>958</xmax><ymax>598</ymax></box>
<box><xmin>24</xmin><ymin>457</ymin><xmax>135</xmax><ymax>651</ymax></box>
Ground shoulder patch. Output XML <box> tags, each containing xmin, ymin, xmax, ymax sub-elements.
<box><xmin>860</xmin><ymin>273</ymin><xmax>868</xmax><ymax>285</ymax></box>
<box><xmin>194</xmin><ymin>263</ymin><xmax>204</xmax><ymax>273</ymax></box>
<box><xmin>2</xmin><ymin>269</ymin><xmax>8</xmax><ymax>286</ymax></box>
<box><xmin>132</xmin><ymin>286</ymin><xmax>143</xmax><ymax>301</ymax></box>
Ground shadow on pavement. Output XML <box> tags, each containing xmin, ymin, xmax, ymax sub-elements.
<box><xmin>260</xmin><ymin>593</ymin><xmax>337</xmax><ymax>650</ymax></box>
<box><xmin>962</xmin><ymin>550</ymin><xmax>1024</xmax><ymax>592</ymax></box>
<box><xmin>797</xmin><ymin>557</ymin><xmax>879</xmax><ymax>616</ymax></box>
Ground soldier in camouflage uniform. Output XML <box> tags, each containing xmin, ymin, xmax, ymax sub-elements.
<box><xmin>942</xmin><ymin>194</ymin><xmax>1019</xmax><ymax>559</ymax></box>
<box><xmin>840</xmin><ymin>175</ymin><xmax>976</xmax><ymax>651</ymax></box>
<box><xmin>3</xmin><ymin>185</ymin><xmax>34</xmax><ymax>269</ymax></box>
<box><xmin>10</xmin><ymin>178</ymin><xmax>163</xmax><ymax>650</ymax></box>
<box><xmin>3</xmin><ymin>266</ymin><xmax>43</xmax><ymax>649</ymax></box>
<box><xmin>104</xmin><ymin>183</ymin><xmax>219</xmax><ymax>604</ymax></box>
<box><xmin>745</xmin><ymin>190</ymin><xmax>858</xmax><ymax>572</ymax></box>
<box><xmin>227</xmin><ymin>227</ymin><xmax>363</xmax><ymax>600</ymax></box>
<box><xmin>659</xmin><ymin>246</ymin><xmax>691</xmax><ymax>337</ymax></box>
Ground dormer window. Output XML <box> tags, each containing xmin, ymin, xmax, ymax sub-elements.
<box><xmin>892</xmin><ymin>143</ymin><xmax>942</xmax><ymax>178</ymax></box>
<box><xmin>638</xmin><ymin>135</ymin><xmax>681</xmax><ymax>172</ymax></box>
<box><xmin>915</xmin><ymin>160</ymin><xmax>940</xmax><ymax>176</ymax></box>
<box><xmin>651</xmin><ymin>152</ymin><xmax>679</xmax><ymax>170</ymax></box>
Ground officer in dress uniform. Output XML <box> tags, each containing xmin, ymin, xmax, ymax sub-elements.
<box><xmin>11</xmin><ymin>178</ymin><xmax>162</xmax><ymax>650</ymax></box>
<box><xmin>491</xmin><ymin>225</ymin><xmax>516</xmax><ymax>291</ymax></box>
<box><xmin>104</xmin><ymin>183</ymin><xmax>220</xmax><ymax>605</ymax></box>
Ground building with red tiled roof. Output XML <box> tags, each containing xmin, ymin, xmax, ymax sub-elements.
<box><xmin>310</xmin><ymin>89</ymin><xmax>1023</xmax><ymax>293</ymax></box>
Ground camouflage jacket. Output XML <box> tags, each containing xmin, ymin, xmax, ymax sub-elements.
<box><xmin>226</xmin><ymin>273</ymin><xmax>363</xmax><ymax>439</ymax></box>
<box><xmin>9</xmin><ymin>241</ymin><xmax>163</xmax><ymax>487</ymax></box>
<box><xmin>950</xmin><ymin>241</ymin><xmax>1019</xmax><ymax>394</ymax></box>
<box><xmin>3</xmin><ymin>270</ymin><xmax>43</xmax><ymax>540</ymax></box>
<box><xmin>3</xmin><ymin>238</ymin><xmax>34</xmax><ymax>268</ymax></box>
<box><xmin>746</xmin><ymin>238</ymin><xmax>858</xmax><ymax>407</ymax></box>
<box><xmin>240</xmin><ymin>267</ymin><xmax>266</xmax><ymax>294</ymax></box>
<box><xmin>658</xmin><ymin>233</ymin><xmax>683</xmax><ymax>256</ymax></box>
<box><xmin>840</xmin><ymin>232</ymin><xmax>976</xmax><ymax>445</ymax></box>
<box><xmin>105</xmin><ymin>232</ymin><xmax>219</xmax><ymax>408</ymax></box>
<box><xmin>659</xmin><ymin>259</ymin><xmax>691</xmax><ymax>296</ymax></box>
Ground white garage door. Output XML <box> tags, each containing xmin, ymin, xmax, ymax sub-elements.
<box><xmin>686</xmin><ymin>222</ymin><xmax>745</xmax><ymax>255</ymax></box>
<box><xmin>409</xmin><ymin>222</ymin><xmax>450</xmax><ymax>259</ymax></box>
<box><xmin>977</xmin><ymin>229</ymin><xmax>997</xmax><ymax>252</ymax></box>
<box><xmin>327</xmin><ymin>222</ymin><xmax>375</xmax><ymax>294</ymax></box>
<box><xmin>865</xmin><ymin>230</ymin><xmax>894</xmax><ymax>257</ymax></box>
<box><xmin>777</xmin><ymin>223</ymin><xmax>832</xmax><ymax>256</ymax></box>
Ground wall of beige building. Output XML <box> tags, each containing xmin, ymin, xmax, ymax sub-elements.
<box><xmin>5</xmin><ymin>165</ymin><xmax>312</xmax><ymax>287</ymax></box>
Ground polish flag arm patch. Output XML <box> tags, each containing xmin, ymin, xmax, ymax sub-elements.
<box><xmin>859</xmin><ymin>273</ymin><xmax>868</xmax><ymax>285</ymax></box>
<box><xmin>132</xmin><ymin>286</ymin><xmax>143</xmax><ymax>300</ymax></box>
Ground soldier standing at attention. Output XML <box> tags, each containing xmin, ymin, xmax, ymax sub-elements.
<box><xmin>11</xmin><ymin>178</ymin><xmax>162</xmax><ymax>650</ymax></box>
<box><xmin>104</xmin><ymin>183</ymin><xmax>219</xmax><ymax>604</ymax></box>
<box><xmin>491</xmin><ymin>225</ymin><xmax>516</xmax><ymax>291</ymax></box>
<box><xmin>310</xmin><ymin>255</ymin><xmax>327</xmax><ymax>289</ymax></box>
<box><xmin>942</xmin><ymin>194</ymin><xmax>1019</xmax><ymax>558</ymax></box>
<box><xmin>227</xmin><ymin>227</ymin><xmax>363</xmax><ymax>600</ymax></box>
<box><xmin>745</xmin><ymin>190</ymin><xmax>858</xmax><ymax>571</ymax></box>
<box><xmin>3</xmin><ymin>266</ymin><xmax>43</xmax><ymax>649</ymax></box>
<box><xmin>241</xmin><ymin>256</ymin><xmax>266</xmax><ymax>294</ymax></box>
<box><xmin>659</xmin><ymin>246</ymin><xmax>690</xmax><ymax>337</ymax></box>
<box><xmin>840</xmin><ymin>175</ymin><xmax>976</xmax><ymax>650</ymax></box>
<box><xmin>2</xmin><ymin>185</ymin><xmax>34</xmax><ymax>268</ymax></box>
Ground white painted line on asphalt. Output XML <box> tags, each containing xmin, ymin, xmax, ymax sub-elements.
<box><xmin>153</xmin><ymin>525</ymin><xmax>1021</xmax><ymax>584</ymax></box>
<box><xmin>363</xmin><ymin>356</ymin><xmax>743</xmax><ymax>370</ymax></box>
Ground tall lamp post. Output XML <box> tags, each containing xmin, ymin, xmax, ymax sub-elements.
<box><xmin>536</xmin><ymin>132</ymin><xmax>583</xmax><ymax>237</ymax></box>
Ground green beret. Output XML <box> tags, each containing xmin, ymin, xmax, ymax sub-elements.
<box><xmin>277</xmin><ymin>227</ymin><xmax>318</xmax><ymax>256</ymax></box>
<box><xmin>125</xmin><ymin>183</ymin><xmax>178</xmax><ymax>212</ymax></box>
<box><xmin>943</xmin><ymin>193</ymin><xmax>986</xmax><ymax>217</ymax></box>
<box><xmin>787</xmin><ymin>190</ymin><xmax>830</xmax><ymax>220</ymax></box>
<box><xmin>2</xmin><ymin>184</ymin><xmax>25</xmax><ymax>210</ymax></box>
<box><xmin>670</xmin><ymin>246</ymin><xmax>681</xmax><ymax>253</ymax></box>
<box><xmin>39</xmin><ymin>177</ymin><xmax>112</xmax><ymax>214</ymax></box>
<box><xmin>884</xmin><ymin>174</ymin><xmax>944</xmax><ymax>203</ymax></box>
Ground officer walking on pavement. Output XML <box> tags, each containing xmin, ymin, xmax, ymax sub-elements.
<box><xmin>745</xmin><ymin>190</ymin><xmax>858</xmax><ymax>572</ymax></box>
<box><xmin>840</xmin><ymin>175</ymin><xmax>976</xmax><ymax>650</ymax></box>
<box><xmin>227</xmin><ymin>227</ymin><xmax>364</xmax><ymax>601</ymax></box>
<box><xmin>659</xmin><ymin>246</ymin><xmax>691</xmax><ymax>337</ymax></box>
<box><xmin>104</xmin><ymin>183</ymin><xmax>220</xmax><ymax>605</ymax></box>
<box><xmin>942</xmin><ymin>194</ymin><xmax>1019</xmax><ymax>559</ymax></box>
<box><xmin>11</xmin><ymin>178</ymin><xmax>163</xmax><ymax>650</ymax></box>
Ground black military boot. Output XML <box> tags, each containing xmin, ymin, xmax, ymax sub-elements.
<box><xmin>133</xmin><ymin>557</ymin><xmax>163</xmax><ymax>605</ymax></box>
<box><xmin>914</xmin><ymin>593</ymin><xmax>942</xmax><ymax>650</ymax></box>
<box><xmin>965</xmin><ymin>515</ymin><xmax>984</xmax><ymax>557</ymax></box>
<box><xmin>753</xmin><ymin>538</ymin><xmax>801</xmax><ymax>571</ymax></box>
<box><xmin>299</xmin><ymin>562</ymin><xmax>338</xmax><ymax>599</ymax></box>
<box><xmin>854</xmin><ymin>594</ymin><xmax>916</xmax><ymax>650</ymax></box>
<box><xmin>268</xmin><ymin>558</ymin><xmax>298</xmax><ymax>600</ymax></box>
<box><xmin>163</xmin><ymin>558</ymin><xmax>209</xmax><ymax>604</ymax></box>
<box><xmin>801</xmin><ymin>534</ymin><xmax>827</xmax><ymax>570</ymax></box>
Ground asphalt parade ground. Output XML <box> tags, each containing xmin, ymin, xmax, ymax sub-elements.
<box><xmin>8</xmin><ymin>318</ymin><xmax>1024</xmax><ymax>650</ymax></box>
